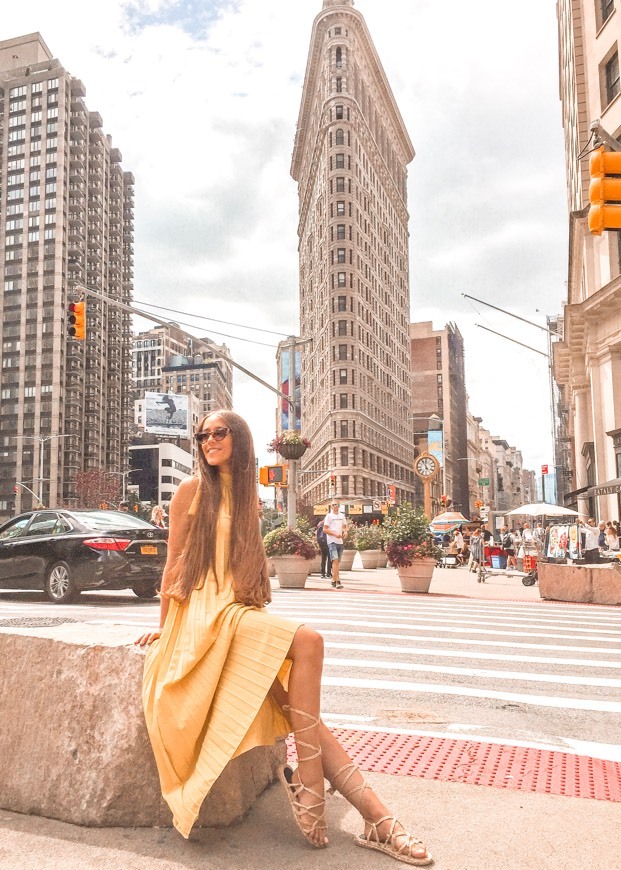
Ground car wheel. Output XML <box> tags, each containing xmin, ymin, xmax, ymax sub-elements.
<box><xmin>44</xmin><ymin>561</ymin><xmax>80</xmax><ymax>604</ymax></box>
<box><xmin>132</xmin><ymin>581</ymin><xmax>159</xmax><ymax>599</ymax></box>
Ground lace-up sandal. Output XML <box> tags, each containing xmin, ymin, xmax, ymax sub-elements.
<box><xmin>328</xmin><ymin>763</ymin><xmax>433</xmax><ymax>866</ymax></box>
<box><xmin>278</xmin><ymin>706</ymin><xmax>327</xmax><ymax>848</ymax></box>
<box><xmin>357</xmin><ymin>816</ymin><xmax>433</xmax><ymax>866</ymax></box>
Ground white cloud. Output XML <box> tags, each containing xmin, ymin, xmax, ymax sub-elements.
<box><xmin>4</xmin><ymin>0</ymin><xmax>568</xmax><ymax>476</ymax></box>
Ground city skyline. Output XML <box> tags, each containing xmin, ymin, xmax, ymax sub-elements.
<box><xmin>3</xmin><ymin>1</ymin><xmax>568</xmax><ymax>475</ymax></box>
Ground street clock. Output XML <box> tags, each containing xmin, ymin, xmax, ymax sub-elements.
<box><xmin>413</xmin><ymin>452</ymin><xmax>439</xmax><ymax>481</ymax></box>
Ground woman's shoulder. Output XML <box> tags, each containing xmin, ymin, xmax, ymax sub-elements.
<box><xmin>170</xmin><ymin>476</ymin><xmax>201</xmax><ymax>513</ymax></box>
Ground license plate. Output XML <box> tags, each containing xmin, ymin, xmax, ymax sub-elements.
<box><xmin>141</xmin><ymin>545</ymin><xmax>158</xmax><ymax>555</ymax></box>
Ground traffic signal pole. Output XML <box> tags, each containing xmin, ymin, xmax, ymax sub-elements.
<box><xmin>74</xmin><ymin>285</ymin><xmax>300</xmax><ymax>412</ymax></box>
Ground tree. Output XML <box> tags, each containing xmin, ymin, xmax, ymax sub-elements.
<box><xmin>75</xmin><ymin>470</ymin><xmax>121</xmax><ymax>509</ymax></box>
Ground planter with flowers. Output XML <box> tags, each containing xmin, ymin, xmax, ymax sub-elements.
<box><xmin>383</xmin><ymin>503</ymin><xmax>442</xmax><ymax>593</ymax></box>
<box><xmin>355</xmin><ymin>525</ymin><xmax>383</xmax><ymax>569</ymax></box>
<box><xmin>268</xmin><ymin>431</ymin><xmax>311</xmax><ymax>461</ymax></box>
<box><xmin>263</xmin><ymin>526</ymin><xmax>318</xmax><ymax>589</ymax></box>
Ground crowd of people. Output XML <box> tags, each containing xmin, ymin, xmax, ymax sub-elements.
<box><xmin>443</xmin><ymin>517</ymin><xmax>621</xmax><ymax>571</ymax></box>
<box><xmin>444</xmin><ymin>521</ymin><xmax>550</xmax><ymax>573</ymax></box>
<box><xmin>579</xmin><ymin>517</ymin><xmax>620</xmax><ymax>562</ymax></box>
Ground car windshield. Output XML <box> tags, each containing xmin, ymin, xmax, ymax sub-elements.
<box><xmin>71</xmin><ymin>511</ymin><xmax>157</xmax><ymax>531</ymax></box>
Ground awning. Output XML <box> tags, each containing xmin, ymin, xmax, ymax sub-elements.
<box><xmin>589</xmin><ymin>478</ymin><xmax>621</xmax><ymax>497</ymax></box>
<box><xmin>563</xmin><ymin>485</ymin><xmax>590</xmax><ymax>502</ymax></box>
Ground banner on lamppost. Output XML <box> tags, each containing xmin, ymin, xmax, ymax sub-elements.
<box><xmin>427</xmin><ymin>429</ymin><xmax>443</xmax><ymax>466</ymax></box>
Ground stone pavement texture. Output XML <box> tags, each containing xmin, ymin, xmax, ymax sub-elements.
<box><xmin>1</xmin><ymin>562</ymin><xmax>619</xmax><ymax>869</ymax></box>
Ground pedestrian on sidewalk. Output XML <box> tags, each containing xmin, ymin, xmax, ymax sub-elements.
<box><xmin>135</xmin><ymin>410</ymin><xmax>432</xmax><ymax>865</ymax></box>
<box><xmin>324</xmin><ymin>501</ymin><xmax>348</xmax><ymax>589</ymax></box>
<box><xmin>316</xmin><ymin>519</ymin><xmax>332</xmax><ymax>578</ymax></box>
<box><xmin>502</xmin><ymin>527</ymin><xmax>517</xmax><ymax>569</ymax></box>
<box><xmin>469</xmin><ymin>527</ymin><xmax>484</xmax><ymax>574</ymax></box>
<box><xmin>581</xmin><ymin>517</ymin><xmax>602</xmax><ymax>563</ymax></box>
<box><xmin>453</xmin><ymin>528</ymin><xmax>464</xmax><ymax>565</ymax></box>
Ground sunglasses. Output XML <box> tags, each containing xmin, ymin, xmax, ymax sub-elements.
<box><xmin>195</xmin><ymin>427</ymin><xmax>231</xmax><ymax>444</ymax></box>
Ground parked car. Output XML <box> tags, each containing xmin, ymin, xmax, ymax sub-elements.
<box><xmin>0</xmin><ymin>509</ymin><xmax>168</xmax><ymax>604</ymax></box>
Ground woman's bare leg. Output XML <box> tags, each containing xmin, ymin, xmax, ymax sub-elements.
<box><xmin>271</xmin><ymin>639</ymin><xmax>431</xmax><ymax>862</ymax></box>
<box><xmin>317</xmin><ymin>722</ymin><xmax>431</xmax><ymax>861</ymax></box>
<box><xmin>282</xmin><ymin>625</ymin><xmax>328</xmax><ymax>846</ymax></box>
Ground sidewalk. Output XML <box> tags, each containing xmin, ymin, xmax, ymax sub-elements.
<box><xmin>2</xmin><ymin>562</ymin><xmax>619</xmax><ymax>869</ymax></box>
<box><xmin>1</xmin><ymin>768</ymin><xmax>618</xmax><ymax>869</ymax></box>
<box><xmin>303</xmin><ymin>557</ymin><xmax>542</xmax><ymax>602</ymax></box>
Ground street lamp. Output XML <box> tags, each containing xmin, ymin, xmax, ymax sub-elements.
<box><xmin>15</xmin><ymin>433</ymin><xmax>72</xmax><ymax>507</ymax></box>
<box><xmin>283</xmin><ymin>334</ymin><xmax>312</xmax><ymax>530</ymax></box>
<box><xmin>105</xmin><ymin>470</ymin><xmax>136</xmax><ymax>501</ymax></box>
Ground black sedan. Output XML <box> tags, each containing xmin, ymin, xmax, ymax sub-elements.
<box><xmin>0</xmin><ymin>509</ymin><xmax>168</xmax><ymax>603</ymax></box>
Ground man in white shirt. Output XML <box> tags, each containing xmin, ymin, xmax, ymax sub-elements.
<box><xmin>581</xmin><ymin>517</ymin><xmax>601</xmax><ymax>563</ymax></box>
<box><xmin>323</xmin><ymin>501</ymin><xmax>348</xmax><ymax>589</ymax></box>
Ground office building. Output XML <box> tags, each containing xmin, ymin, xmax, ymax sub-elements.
<box><xmin>0</xmin><ymin>33</ymin><xmax>134</xmax><ymax>515</ymax></box>
<box><xmin>291</xmin><ymin>0</ymin><xmax>417</xmax><ymax>510</ymax></box>
<box><xmin>409</xmin><ymin>321</ymin><xmax>469</xmax><ymax>515</ymax></box>
<box><xmin>132</xmin><ymin>323</ymin><xmax>233</xmax><ymax>420</ymax></box>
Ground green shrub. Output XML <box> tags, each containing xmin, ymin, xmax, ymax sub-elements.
<box><xmin>383</xmin><ymin>503</ymin><xmax>442</xmax><ymax>567</ymax></box>
<box><xmin>263</xmin><ymin>526</ymin><xmax>318</xmax><ymax>559</ymax></box>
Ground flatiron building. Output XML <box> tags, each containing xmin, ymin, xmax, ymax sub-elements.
<box><xmin>292</xmin><ymin>0</ymin><xmax>417</xmax><ymax>508</ymax></box>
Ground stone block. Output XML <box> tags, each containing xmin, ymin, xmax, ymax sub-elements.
<box><xmin>591</xmin><ymin>566</ymin><xmax>621</xmax><ymax>605</ymax></box>
<box><xmin>0</xmin><ymin>621</ymin><xmax>284</xmax><ymax>828</ymax></box>
<box><xmin>538</xmin><ymin>562</ymin><xmax>593</xmax><ymax>602</ymax></box>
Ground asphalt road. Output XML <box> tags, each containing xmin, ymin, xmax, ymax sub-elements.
<box><xmin>1</xmin><ymin>567</ymin><xmax>621</xmax><ymax>869</ymax></box>
<box><xmin>1</xmin><ymin>571</ymin><xmax>619</xmax><ymax>761</ymax></box>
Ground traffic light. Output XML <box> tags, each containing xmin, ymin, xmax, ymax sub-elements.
<box><xmin>259</xmin><ymin>464</ymin><xmax>288</xmax><ymax>486</ymax></box>
<box><xmin>13</xmin><ymin>485</ymin><xmax>18</xmax><ymax>495</ymax></box>
<box><xmin>330</xmin><ymin>473</ymin><xmax>336</xmax><ymax>486</ymax></box>
<box><xmin>67</xmin><ymin>300</ymin><xmax>86</xmax><ymax>339</ymax></box>
<box><xmin>588</xmin><ymin>145</ymin><xmax>621</xmax><ymax>235</ymax></box>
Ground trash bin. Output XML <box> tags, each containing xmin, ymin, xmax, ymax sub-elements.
<box><xmin>491</xmin><ymin>555</ymin><xmax>507</xmax><ymax>569</ymax></box>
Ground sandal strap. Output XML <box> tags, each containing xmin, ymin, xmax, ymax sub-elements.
<box><xmin>327</xmin><ymin>761</ymin><xmax>370</xmax><ymax>801</ymax></box>
<box><xmin>280</xmin><ymin>765</ymin><xmax>327</xmax><ymax>841</ymax></box>
<box><xmin>363</xmin><ymin>816</ymin><xmax>427</xmax><ymax>856</ymax></box>
<box><xmin>284</xmin><ymin>704</ymin><xmax>322</xmax><ymax>762</ymax></box>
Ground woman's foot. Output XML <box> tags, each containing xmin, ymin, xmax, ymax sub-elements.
<box><xmin>279</xmin><ymin>764</ymin><xmax>328</xmax><ymax>848</ymax></box>
<box><xmin>358</xmin><ymin>816</ymin><xmax>433</xmax><ymax>866</ymax></box>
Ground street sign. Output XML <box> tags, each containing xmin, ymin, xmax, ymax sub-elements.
<box><xmin>478</xmin><ymin>478</ymin><xmax>490</xmax><ymax>486</ymax></box>
<box><xmin>541</xmin><ymin>465</ymin><xmax>549</xmax><ymax>474</ymax></box>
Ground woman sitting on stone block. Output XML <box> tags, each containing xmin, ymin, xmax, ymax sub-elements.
<box><xmin>135</xmin><ymin>410</ymin><xmax>433</xmax><ymax>866</ymax></box>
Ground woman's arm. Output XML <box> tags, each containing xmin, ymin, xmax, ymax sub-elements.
<box><xmin>135</xmin><ymin>477</ymin><xmax>199</xmax><ymax>646</ymax></box>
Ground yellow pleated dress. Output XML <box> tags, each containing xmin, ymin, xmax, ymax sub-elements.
<box><xmin>142</xmin><ymin>474</ymin><xmax>303</xmax><ymax>838</ymax></box>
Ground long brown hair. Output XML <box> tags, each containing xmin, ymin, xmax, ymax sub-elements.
<box><xmin>167</xmin><ymin>410</ymin><xmax>270</xmax><ymax>607</ymax></box>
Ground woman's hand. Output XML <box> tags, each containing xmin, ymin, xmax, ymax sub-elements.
<box><xmin>134</xmin><ymin>629</ymin><xmax>162</xmax><ymax>647</ymax></box>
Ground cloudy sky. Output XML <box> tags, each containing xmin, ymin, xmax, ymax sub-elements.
<box><xmin>7</xmin><ymin>0</ymin><xmax>568</xmax><ymax>480</ymax></box>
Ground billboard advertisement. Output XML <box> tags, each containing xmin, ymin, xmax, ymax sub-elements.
<box><xmin>144</xmin><ymin>392</ymin><xmax>189</xmax><ymax>437</ymax></box>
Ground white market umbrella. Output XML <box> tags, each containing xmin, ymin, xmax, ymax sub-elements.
<box><xmin>505</xmin><ymin>502</ymin><xmax>580</xmax><ymax>517</ymax></box>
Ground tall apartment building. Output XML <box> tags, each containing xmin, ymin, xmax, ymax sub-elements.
<box><xmin>409</xmin><ymin>321</ymin><xmax>469</xmax><ymax>515</ymax></box>
<box><xmin>0</xmin><ymin>34</ymin><xmax>134</xmax><ymax>515</ymax></box>
<box><xmin>554</xmin><ymin>1</ymin><xmax>621</xmax><ymax>520</ymax></box>
<box><xmin>132</xmin><ymin>323</ymin><xmax>233</xmax><ymax>418</ymax></box>
<box><xmin>292</xmin><ymin>0</ymin><xmax>417</xmax><ymax>508</ymax></box>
